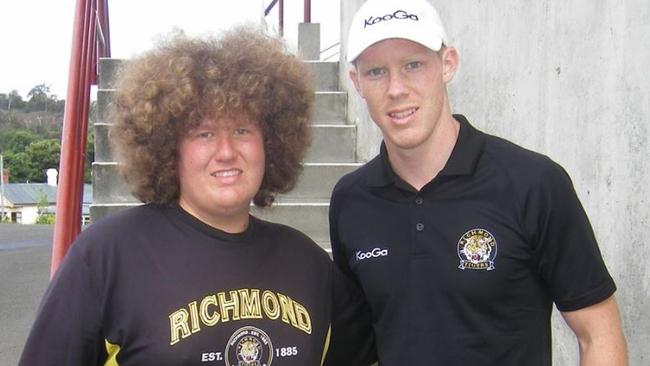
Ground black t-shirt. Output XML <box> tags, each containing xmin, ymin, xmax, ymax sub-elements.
<box><xmin>329</xmin><ymin>115</ymin><xmax>615</xmax><ymax>366</ymax></box>
<box><xmin>20</xmin><ymin>204</ymin><xmax>375</xmax><ymax>365</ymax></box>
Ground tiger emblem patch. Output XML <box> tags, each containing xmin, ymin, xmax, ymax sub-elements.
<box><xmin>457</xmin><ymin>228</ymin><xmax>497</xmax><ymax>271</ymax></box>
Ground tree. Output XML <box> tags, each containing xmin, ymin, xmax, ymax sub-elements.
<box><xmin>0</xmin><ymin>111</ymin><xmax>23</xmax><ymax>129</ymax></box>
<box><xmin>2</xmin><ymin>139</ymin><xmax>61</xmax><ymax>182</ymax></box>
<box><xmin>24</xmin><ymin>139</ymin><xmax>61</xmax><ymax>182</ymax></box>
<box><xmin>27</xmin><ymin>84</ymin><xmax>53</xmax><ymax>112</ymax></box>
<box><xmin>35</xmin><ymin>188</ymin><xmax>55</xmax><ymax>224</ymax></box>
<box><xmin>3</xmin><ymin>151</ymin><xmax>30</xmax><ymax>182</ymax></box>
<box><xmin>5</xmin><ymin>90</ymin><xmax>25</xmax><ymax>111</ymax></box>
<box><xmin>0</xmin><ymin>129</ymin><xmax>38</xmax><ymax>153</ymax></box>
<box><xmin>84</xmin><ymin>129</ymin><xmax>95</xmax><ymax>183</ymax></box>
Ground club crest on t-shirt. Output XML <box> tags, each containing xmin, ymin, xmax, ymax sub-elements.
<box><xmin>225</xmin><ymin>326</ymin><xmax>273</xmax><ymax>366</ymax></box>
<box><xmin>457</xmin><ymin>228</ymin><xmax>497</xmax><ymax>271</ymax></box>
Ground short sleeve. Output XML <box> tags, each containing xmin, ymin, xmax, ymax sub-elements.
<box><xmin>323</xmin><ymin>264</ymin><xmax>377</xmax><ymax>366</ymax></box>
<box><xmin>527</xmin><ymin>162</ymin><xmax>616</xmax><ymax>312</ymax></box>
<box><xmin>329</xmin><ymin>183</ymin><xmax>354</xmax><ymax>278</ymax></box>
<box><xmin>18</xmin><ymin>243</ymin><xmax>106</xmax><ymax>365</ymax></box>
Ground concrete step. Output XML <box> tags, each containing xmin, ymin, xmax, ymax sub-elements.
<box><xmin>90</xmin><ymin>202</ymin><xmax>331</xmax><ymax>250</ymax></box>
<box><xmin>92</xmin><ymin>162</ymin><xmax>361</xmax><ymax>204</ymax></box>
<box><xmin>99</xmin><ymin>58</ymin><xmax>340</xmax><ymax>93</ymax></box>
<box><xmin>306</xmin><ymin>124</ymin><xmax>356</xmax><ymax>163</ymax></box>
<box><xmin>94</xmin><ymin>123</ymin><xmax>355</xmax><ymax>164</ymax></box>
<box><xmin>91</xmin><ymin>162</ymin><xmax>133</xmax><ymax>203</ymax></box>
<box><xmin>98</xmin><ymin>58</ymin><xmax>121</xmax><ymax>89</ymax></box>
<box><xmin>278</xmin><ymin>163</ymin><xmax>361</xmax><ymax>202</ymax></box>
<box><xmin>251</xmin><ymin>202</ymin><xmax>330</xmax><ymax>249</ymax></box>
<box><xmin>93</xmin><ymin>123</ymin><xmax>113</xmax><ymax>163</ymax></box>
<box><xmin>96</xmin><ymin>89</ymin><xmax>112</xmax><ymax>124</ymax></box>
<box><xmin>314</xmin><ymin>92</ymin><xmax>347</xmax><ymax>124</ymax></box>
<box><xmin>305</xmin><ymin>60</ymin><xmax>339</xmax><ymax>92</ymax></box>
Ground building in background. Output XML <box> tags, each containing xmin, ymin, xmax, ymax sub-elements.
<box><xmin>0</xmin><ymin>169</ymin><xmax>92</xmax><ymax>225</ymax></box>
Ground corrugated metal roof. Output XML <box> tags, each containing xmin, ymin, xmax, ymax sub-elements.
<box><xmin>1</xmin><ymin>183</ymin><xmax>92</xmax><ymax>205</ymax></box>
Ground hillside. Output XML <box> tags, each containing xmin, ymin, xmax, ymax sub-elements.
<box><xmin>0</xmin><ymin>85</ymin><xmax>94</xmax><ymax>183</ymax></box>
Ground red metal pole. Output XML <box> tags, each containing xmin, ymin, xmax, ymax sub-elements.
<box><xmin>98</xmin><ymin>0</ymin><xmax>111</xmax><ymax>57</ymax></box>
<box><xmin>304</xmin><ymin>0</ymin><xmax>311</xmax><ymax>23</ymax></box>
<box><xmin>69</xmin><ymin>0</ymin><xmax>93</xmax><ymax>238</ymax></box>
<box><xmin>75</xmin><ymin>2</ymin><xmax>97</xmax><ymax>224</ymax></box>
<box><xmin>50</xmin><ymin>0</ymin><xmax>91</xmax><ymax>277</ymax></box>
<box><xmin>279</xmin><ymin>0</ymin><xmax>284</xmax><ymax>36</ymax></box>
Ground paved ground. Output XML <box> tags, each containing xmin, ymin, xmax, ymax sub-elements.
<box><xmin>0</xmin><ymin>224</ymin><xmax>53</xmax><ymax>366</ymax></box>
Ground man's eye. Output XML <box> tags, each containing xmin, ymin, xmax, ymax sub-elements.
<box><xmin>234</xmin><ymin>128</ymin><xmax>249</xmax><ymax>135</ymax></box>
<box><xmin>197</xmin><ymin>131</ymin><xmax>214</xmax><ymax>139</ymax></box>
<box><xmin>366</xmin><ymin>68</ymin><xmax>385</xmax><ymax>78</ymax></box>
<box><xmin>405</xmin><ymin>61</ymin><xmax>422</xmax><ymax>70</ymax></box>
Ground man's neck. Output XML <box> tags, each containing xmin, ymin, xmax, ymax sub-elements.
<box><xmin>386</xmin><ymin>114</ymin><xmax>460</xmax><ymax>191</ymax></box>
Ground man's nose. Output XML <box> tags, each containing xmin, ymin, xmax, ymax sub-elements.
<box><xmin>214</xmin><ymin>133</ymin><xmax>236</xmax><ymax>161</ymax></box>
<box><xmin>387</xmin><ymin>72</ymin><xmax>409</xmax><ymax>98</ymax></box>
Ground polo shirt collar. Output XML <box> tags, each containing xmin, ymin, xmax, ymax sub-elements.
<box><xmin>365</xmin><ymin>114</ymin><xmax>485</xmax><ymax>188</ymax></box>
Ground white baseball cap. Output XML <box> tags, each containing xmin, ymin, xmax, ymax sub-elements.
<box><xmin>347</xmin><ymin>0</ymin><xmax>449</xmax><ymax>62</ymax></box>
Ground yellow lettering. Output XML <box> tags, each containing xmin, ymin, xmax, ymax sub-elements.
<box><xmin>217</xmin><ymin>290</ymin><xmax>240</xmax><ymax>322</ymax></box>
<box><xmin>262</xmin><ymin>290</ymin><xmax>280</xmax><ymax>320</ymax></box>
<box><xmin>294</xmin><ymin>302</ymin><xmax>312</xmax><ymax>334</ymax></box>
<box><xmin>188</xmin><ymin>301</ymin><xmax>200</xmax><ymax>333</ymax></box>
<box><xmin>239</xmin><ymin>289</ymin><xmax>262</xmax><ymax>319</ymax></box>
<box><xmin>169</xmin><ymin>309</ymin><xmax>191</xmax><ymax>345</ymax></box>
<box><xmin>170</xmin><ymin>289</ymin><xmax>313</xmax><ymax>345</ymax></box>
<box><xmin>200</xmin><ymin>295</ymin><xmax>220</xmax><ymax>326</ymax></box>
<box><xmin>277</xmin><ymin>293</ymin><xmax>298</xmax><ymax>327</ymax></box>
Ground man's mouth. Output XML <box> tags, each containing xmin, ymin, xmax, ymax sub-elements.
<box><xmin>211</xmin><ymin>169</ymin><xmax>242</xmax><ymax>178</ymax></box>
<box><xmin>389</xmin><ymin>107</ymin><xmax>418</xmax><ymax>120</ymax></box>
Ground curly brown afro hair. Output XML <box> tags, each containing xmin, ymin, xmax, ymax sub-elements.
<box><xmin>110</xmin><ymin>26</ymin><xmax>314</xmax><ymax>207</ymax></box>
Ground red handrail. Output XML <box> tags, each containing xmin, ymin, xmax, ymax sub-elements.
<box><xmin>265</xmin><ymin>0</ymin><xmax>311</xmax><ymax>36</ymax></box>
<box><xmin>304</xmin><ymin>0</ymin><xmax>311</xmax><ymax>23</ymax></box>
<box><xmin>51</xmin><ymin>0</ymin><xmax>110</xmax><ymax>277</ymax></box>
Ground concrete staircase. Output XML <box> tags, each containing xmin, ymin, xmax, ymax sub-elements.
<box><xmin>92</xmin><ymin>58</ymin><xmax>359</xmax><ymax>251</ymax></box>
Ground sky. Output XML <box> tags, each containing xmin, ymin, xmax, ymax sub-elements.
<box><xmin>0</xmin><ymin>0</ymin><xmax>340</xmax><ymax>100</ymax></box>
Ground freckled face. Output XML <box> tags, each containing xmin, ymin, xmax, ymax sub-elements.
<box><xmin>177</xmin><ymin>116</ymin><xmax>265</xmax><ymax>231</ymax></box>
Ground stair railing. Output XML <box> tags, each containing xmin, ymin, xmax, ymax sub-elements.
<box><xmin>51</xmin><ymin>0</ymin><xmax>110</xmax><ymax>277</ymax></box>
<box><xmin>265</xmin><ymin>0</ymin><xmax>312</xmax><ymax>36</ymax></box>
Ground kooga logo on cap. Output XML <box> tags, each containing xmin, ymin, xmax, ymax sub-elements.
<box><xmin>364</xmin><ymin>10</ymin><xmax>419</xmax><ymax>28</ymax></box>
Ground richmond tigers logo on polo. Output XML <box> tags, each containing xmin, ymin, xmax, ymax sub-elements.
<box><xmin>457</xmin><ymin>228</ymin><xmax>497</xmax><ymax>271</ymax></box>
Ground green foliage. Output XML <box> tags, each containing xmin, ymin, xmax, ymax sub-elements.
<box><xmin>2</xmin><ymin>139</ymin><xmax>60</xmax><ymax>182</ymax></box>
<box><xmin>84</xmin><ymin>129</ymin><xmax>95</xmax><ymax>183</ymax></box>
<box><xmin>35</xmin><ymin>188</ymin><xmax>55</xmax><ymax>224</ymax></box>
<box><xmin>0</xmin><ymin>85</ymin><xmax>94</xmax><ymax>184</ymax></box>
<box><xmin>0</xmin><ymin>90</ymin><xmax>26</xmax><ymax>111</ymax></box>
<box><xmin>25</xmin><ymin>139</ymin><xmax>61</xmax><ymax>182</ymax></box>
<box><xmin>26</xmin><ymin>84</ymin><xmax>57</xmax><ymax>113</ymax></box>
<box><xmin>0</xmin><ymin>85</ymin><xmax>64</xmax><ymax>114</ymax></box>
<box><xmin>0</xmin><ymin>110</ymin><xmax>24</xmax><ymax>129</ymax></box>
<box><xmin>2</xmin><ymin>152</ymin><xmax>30</xmax><ymax>182</ymax></box>
<box><xmin>0</xmin><ymin>129</ymin><xmax>38</xmax><ymax>153</ymax></box>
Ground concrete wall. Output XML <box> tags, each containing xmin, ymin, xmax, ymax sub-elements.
<box><xmin>340</xmin><ymin>0</ymin><xmax>649</xmax><ymax>364</ymax></box>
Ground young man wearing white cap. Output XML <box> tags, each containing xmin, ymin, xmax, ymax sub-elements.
<box><xmin>329</xmin><ymin>0</ymin><xmax>628</xmax><ymax>364</ymax></box>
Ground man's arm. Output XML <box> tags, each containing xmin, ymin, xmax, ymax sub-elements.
<box><xmin>561</xmin><ymin>295</ymin><xmax>628</xmax><ymax>366</ymax></box>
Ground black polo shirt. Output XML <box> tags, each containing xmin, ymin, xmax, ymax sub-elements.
<box><xmin>329</xmin><ymin>115</ymin><xmax>616</xmax><ymax>365</ymax></box>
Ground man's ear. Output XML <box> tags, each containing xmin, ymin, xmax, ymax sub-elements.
<box><xmin>349</xmin><ymin>67</ymin><xmax>364</xmax><ymax>98</ymax></box>
<box><xmin>440</xmin><ymin>46</ymin><xmax>459</xmax><ymax>84</ymax></box>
